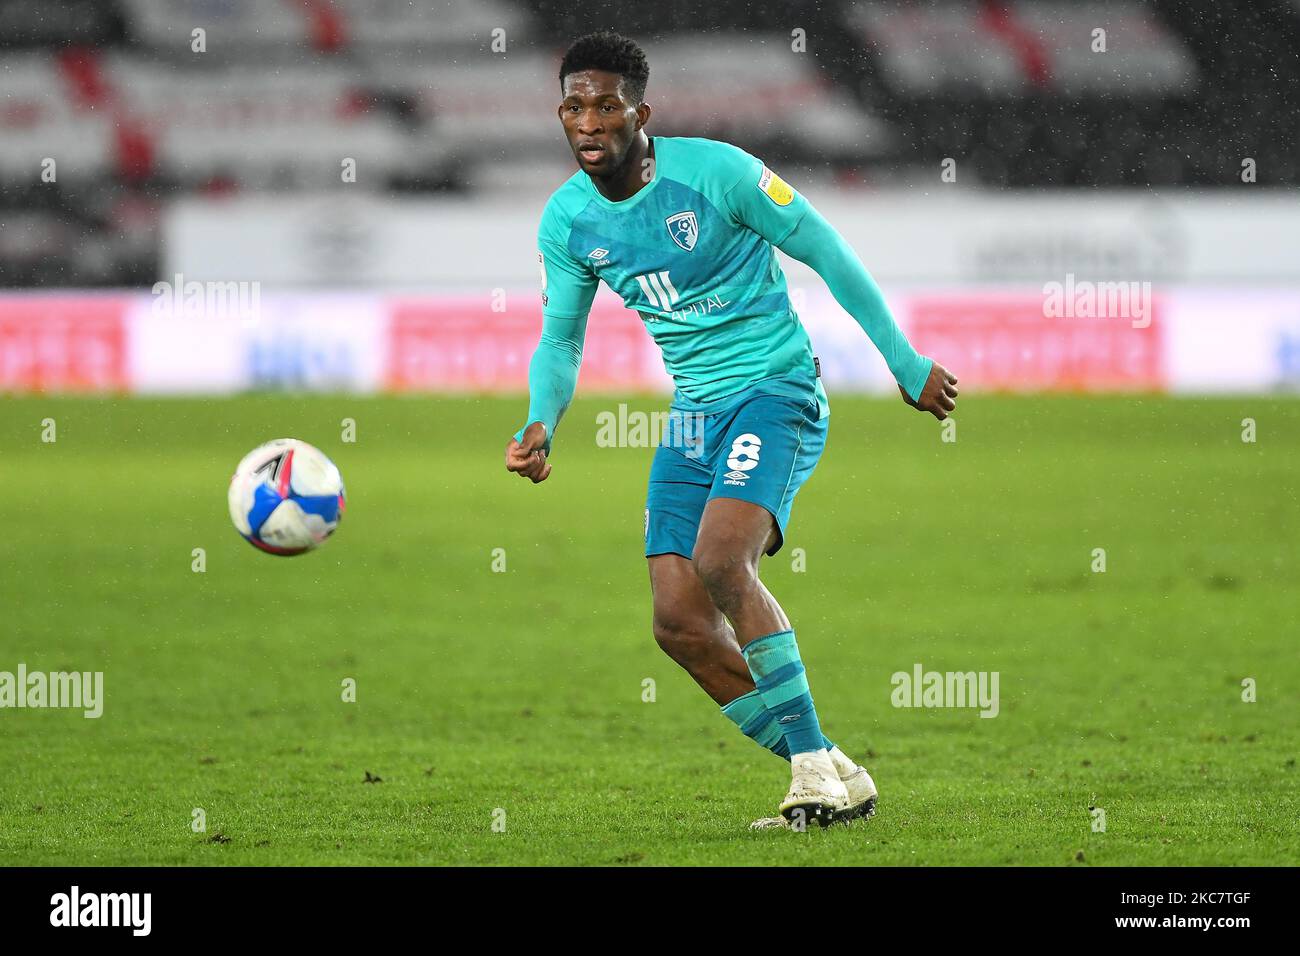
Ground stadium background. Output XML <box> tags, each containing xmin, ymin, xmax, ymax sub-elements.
<box><xmin>1</xmin><ymin>0</ymin><xmax>1298</xmax><ymax>868</ymax></box>
<box><xmin>2</xmin><ymin>0</ymin><xmax>1297</xmax><ymax>394</ymax></box>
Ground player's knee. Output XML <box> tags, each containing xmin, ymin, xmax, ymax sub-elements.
<box><xmin>691</xmin><ymin>546</ymin><xmax>755</xmax><ymax>610</ymax></box>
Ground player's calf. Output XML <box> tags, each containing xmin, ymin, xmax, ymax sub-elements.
<box><xmin>692</xmin><ymin>504</ymin><xmax>847</xmax><ymax>823</ymax></box>
<box><xmin>651</xmin><ymin>612</ymin><xmax>754</xmax><ymax>706</ymax></box>
<box><xmin>648</xmin><ymin>553</ymin><xmax>759</xmax><ymax>706</ymax></box>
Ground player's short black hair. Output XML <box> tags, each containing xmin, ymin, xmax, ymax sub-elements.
<box><xmin>558</xmin><ymin>31</ymin><xmax>649</xmax><ymax>104</ymax></box>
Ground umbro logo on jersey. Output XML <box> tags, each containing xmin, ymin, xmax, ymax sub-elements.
<box><xmin>588</xmin><ymin>248</ymin><xmax>609</xmax><ymax>259</ymax></box>
<box><xmin>665</xmin><ymin>210</ymin><xmax>698</xmax><ymax>252</ymax></box>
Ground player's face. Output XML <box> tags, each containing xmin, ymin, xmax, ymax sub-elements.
<box><xmin>558</xmin><ymin>69</ymin><xmax>647</xmax><ymax>177</ymax></box>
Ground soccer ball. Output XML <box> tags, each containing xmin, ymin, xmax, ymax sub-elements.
<box><xmin>228</xmin><ymin>439</ymin><xmax>346</xmax><ymax>555</ymax></box>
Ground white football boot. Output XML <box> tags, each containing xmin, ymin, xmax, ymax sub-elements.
<box><xmin>750</xmin><ymin>747</ymin><xmax>877</xmax><ymax>830</ymax></box>
<box><xmin>826</xmin><ymin>746</ymin><xmax>878</xmax><ymax>822</ymax></box>
<box><xmin>778</xmin><ymin>749</ymin><xmax>850</xmax><ymax>828</ymax></box>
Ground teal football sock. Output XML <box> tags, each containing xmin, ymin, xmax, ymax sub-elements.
<box><xmin>721</xmin><ymin>690</ymin><xmax>790</xmax><ymax>759</ymax></box>
<box><xmin>740</xmin><ymin>629</ymin><xmax>828</xmax><ymax>757</ymax></box>
<box><xmin>721</xmin><ymin>688</ymin><xmax>834</xmax><ymax>761</ymax></box>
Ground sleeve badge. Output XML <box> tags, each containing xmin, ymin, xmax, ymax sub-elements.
<box><xmin>757</xmin><ymin>165</ymin><xmax>794</xmax><ymax>206</ymax></box>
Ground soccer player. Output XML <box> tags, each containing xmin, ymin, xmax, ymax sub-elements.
<box><xmin>505</xmin><ymin>31</ymin><xmax>958</xmax><ymax>828</ymax></box>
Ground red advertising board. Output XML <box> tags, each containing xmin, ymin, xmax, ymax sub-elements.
<box><xmin>386</xmin><ymin>294</ymin><xmax>655</xmax><ymax>391</ymax></box>
<box><xmin>907</xmin><ymin>293</ymin><xmax>1165</xmax><ymax>391</ymax></box>
<box><xmin>0</xmin><ymin>297</ymin><xmax>128</xmax><ymax>392</ymax></box>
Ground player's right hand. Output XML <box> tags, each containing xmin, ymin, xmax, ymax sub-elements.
<box><xmin>505</xmin><ymin>421</ymin><xmax>551</xmax><ymax>483</ymax></box>
<box><xmin>899</xmin><ymin>362</ymin><xmax>958</xmax><ymax>420</ymax></box>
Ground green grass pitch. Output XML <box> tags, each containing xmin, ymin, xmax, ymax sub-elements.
<box><xmin>0</xmin><ymin>394</ymin><xmax>1296</xmax><ymax>866</ymax></box>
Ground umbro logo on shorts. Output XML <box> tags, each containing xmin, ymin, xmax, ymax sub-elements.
<box><xmin>722</xmin><ymin>470</ymin><xmax>749</xmax><ymax>485</ymax></box>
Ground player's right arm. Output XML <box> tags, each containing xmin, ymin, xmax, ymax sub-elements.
<box><xmin>505</xmin><ymin>232</ymin><xmax>599</xmax><ymax>483</ymax></box>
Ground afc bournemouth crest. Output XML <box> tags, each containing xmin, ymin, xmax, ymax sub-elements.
<box><xmin>665</xmin><ymin>210</ymin><xmax>699</xmax><ymax>252</ymax></box>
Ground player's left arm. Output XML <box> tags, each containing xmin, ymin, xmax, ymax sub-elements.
<box><xmin>722</xmin><ymin>159</ymin><xmax>958</xmax><ymax>419</ymax></box>
<box><xmin>780</xmin><ymin>206</ymin><xmax>957</xmax><ymax>419</ymax></box>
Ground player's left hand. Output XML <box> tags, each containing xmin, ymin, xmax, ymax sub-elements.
<box><xmin>899</xmin><ymin>362</ymin><xmax>958</xmax><ymax>420</ymax></box>
<box><xmin>505</xmin><ymin>421</ymin><xmax>552</xmax><ymax>483</ymax></box>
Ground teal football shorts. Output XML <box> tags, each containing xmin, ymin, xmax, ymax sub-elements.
<box><xmin>644</xmin><ymin>390</ymin><xmax>827</xmax><ymax>559</ymax></box>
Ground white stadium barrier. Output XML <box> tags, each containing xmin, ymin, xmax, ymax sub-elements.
<box><xmin>162</xmin><ymin>191</ymin><xmax>1300</xmax><ymax>286</ymax></box>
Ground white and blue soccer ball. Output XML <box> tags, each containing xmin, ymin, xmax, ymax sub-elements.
<box><xmin>228</xmin><ymin>439</ymin><xmax>345</xmax><ymax>556</ymax></box>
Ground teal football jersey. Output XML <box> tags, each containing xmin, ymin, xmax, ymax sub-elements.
<box><xmin>537</xmin><ymin>136</ymin><xmax>829</xmax><ymax>415</ymax></box>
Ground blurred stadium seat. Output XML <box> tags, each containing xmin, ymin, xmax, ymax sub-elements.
<box><xmin>0</xmin><ymin>0</ymin><xmax>1296</xmax><ymax>289</ymax></box>
<box><xmin>843</xmin><ymin>0</ymin><xmax>1195</xmax><ymax>95</ymax></box>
